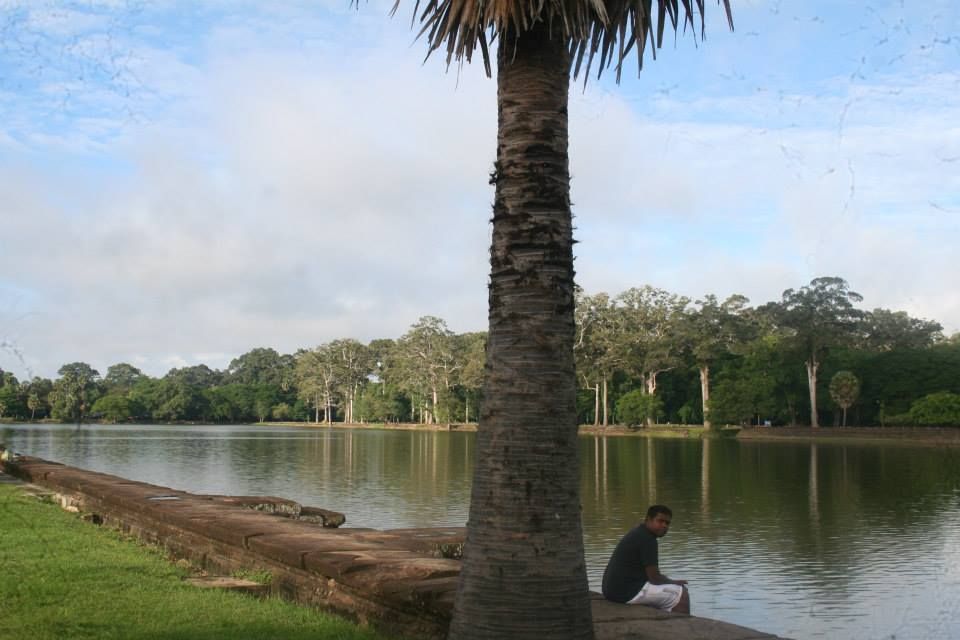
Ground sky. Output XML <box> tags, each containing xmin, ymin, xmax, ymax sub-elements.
<box><xmin>1</xmin><ymin>0</ymin><xmax>958</xmax><ymax>380</ymax></box>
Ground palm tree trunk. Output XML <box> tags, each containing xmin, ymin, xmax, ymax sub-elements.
<box><xmin>449</xmin><ymin>21</ymin><xmax>593</xmax><ymax>640</ymax></box>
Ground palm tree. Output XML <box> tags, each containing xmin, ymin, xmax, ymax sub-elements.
<box><xmin>364</xmin><ymin>2</ymin><xmax>732</xmax><ymax>638</ymax></box>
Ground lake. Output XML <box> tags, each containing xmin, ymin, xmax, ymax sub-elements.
<box><xmin>3</xmin><ymin>423</ymin><xmax>959</xmax><ymax>640</ymax></box>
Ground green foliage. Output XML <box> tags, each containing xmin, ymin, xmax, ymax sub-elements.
<box><xmin>29</xmin><ymin>281</ymin><xmax>957</xmax><ymax>429</ymax></box>
<box><xmin>227</xmin><ymin>348</ymin><xmax>291</xmax><ymax>387</ymax></box>
<box><xmin>860</xmin><ymin>309</ymin><xmax>943</xmax><ymax>351</ymax></box>
<box><xmin>828</xmin><ymin>370</ymin><xmax>860</xmax><ymax>426</ymax></box>
<box><xmin>90</xmin><ymin>394</ymin><xmax>133</xmax><ymax>422</ymax></box>
<box><xmin>50</xmin><ymin>362</ymin><xmax>101</xmax><ymax>422</ymax></box>
<box><xmin>271</xmin><ymin>402</ymin><xmax>292</xmax><ymax>421</ymax></box>
<box><xmin>709</xmin><ymin>334</ymin><xmax>789</xmax><ymax>425</ymax></box>
<box><xmin>0</xmin><ymin>384</ymin><xmax>24</xmax><ymax>419</ymax></box>
<box><xmin>856</xmin><ymin>343</ymin><xmax>960</xmax><ymax>421</ymax></box>
<box><xmin>615</xmin><ymin>389</ymin><xmax>663</xmax><ymax>426</ymax></box>
<box><xmin>231</xmin><ymin>568</ymin><xmax>274</xmax><ymax>585</ymax></box>
<box><xmin>909</xmin><ymin>392</ymin><xmax>960</xmax><ymax>426</ymax></box>
<box><xmin>103</xmin><ymin>363</ymin><xmax>146</xmax><ymax>393</ymax></box>
<box><xmin>676</xmin><ymin>403</ymin><xmax>697</xmax><ymax>425</ymax></box>
<box><xmin>771</xmin><ymin>277</ymin><xmax>865</xmax><ymax>426</ymax></box>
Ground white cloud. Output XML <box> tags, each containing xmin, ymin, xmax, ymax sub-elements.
<box><xmin>1</xmin><ymin>30</ymin><xmax>497</xmax><ymax>378</ymax></box>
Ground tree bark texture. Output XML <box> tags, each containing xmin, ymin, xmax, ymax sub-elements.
<box><xmin>806</xmin><ymin>358</ymin><xmax>819</xmax><ymax>428</ymax></box>
<box><xmin>602</xmin><ymin>378</ymin><xmax>608</xmax><ymax>426</ymax></box>
<box><xmin>700</xmin><ymin>365</ymin><xmax>712</xmax><ymax>429</ymax></box>
<box><xmin>448</xmin><ymin>21</ymin><xmax>593</xmax><ymax>640</ymax></box>
<box><xmin>593</xmin><ymin>383</ymin><xmax>599</xmax><ymax>426</ymax></box>
<box><xmin>644</xmin><ymin>373</ymin><xmax>658</xmax><ymax>427</ymax></box>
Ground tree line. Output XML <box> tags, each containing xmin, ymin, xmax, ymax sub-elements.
<box><xmin>0</xmin><ymin>316</ymin><xmax>484</xmax><ymax>426</ymax></box>
<box><xmin>2</xmin><ymin>277</ymin><xmax>958</xmax><ymax>427</ymax></box>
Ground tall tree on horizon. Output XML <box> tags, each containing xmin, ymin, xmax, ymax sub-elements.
<box><xmin>682</xmin><ymin>293</ymin><xmax>750</xmax><ymax>429</ymax></box>
<box><xmin>770</xmin><ymin>277</ymin><xmax>864</xmax><ymax>428</ymax></box>
<box><xmin>360</xmin><ymin>3</ymin><xmax>733</xmax><ymax>638</ymax></box>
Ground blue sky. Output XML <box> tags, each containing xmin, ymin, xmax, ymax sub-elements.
<box><xmin>1</xmin><ymin>1</ymin><xmax>958</xmax><ymax>380</ymax></box>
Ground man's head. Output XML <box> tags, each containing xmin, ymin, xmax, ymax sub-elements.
<box><xmin>644</xmin><ymin>504</ymin><xmax>673</xmax><ymax>538</ymax></box>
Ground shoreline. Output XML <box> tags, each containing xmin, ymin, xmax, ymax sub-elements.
<box><xmin>6</xmin><ymin>418</ymin><xmax>959</xmax><ymax>447</ymax></box>
<box><xmin>260</xmin><ymin>420</ymin><xmax>960</xmax><ymax>446</ymax></box>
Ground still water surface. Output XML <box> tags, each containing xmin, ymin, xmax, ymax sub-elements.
<box><xmin>4</xmin><ymin>423</ymin><xmax>960</xmax><ymax>640</ymax></box>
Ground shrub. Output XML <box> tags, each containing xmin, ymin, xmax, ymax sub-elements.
<box><xmin>615</xmin><ymin>389</ymin><xmax>663</xmax><ymax>426</ymax></box>
<box><xmin>909</xmin><ymin>392</ymin><xmax>960</xmax><ymax>426</ymax></box>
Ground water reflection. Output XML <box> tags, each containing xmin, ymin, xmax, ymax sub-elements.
<box><xmin>4</xmin><ymin>424</ymin><xmax>960</xmax><ymax>640</ymax></box>
<box><xmin>810</xmin><ymin>442</ymin><xmax>820</xmax><ymax>525</ymax></box>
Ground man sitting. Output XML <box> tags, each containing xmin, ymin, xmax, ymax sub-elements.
<box><xmin>601</xmin><ymin>504</ymin><xmax>690</xmax><ymax>614</ymax></box>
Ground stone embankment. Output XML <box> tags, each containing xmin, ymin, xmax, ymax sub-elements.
<box><xmin>1</xmin><ymin>456</ymin><xmax>783</xmax><ymax>640</ymax></box>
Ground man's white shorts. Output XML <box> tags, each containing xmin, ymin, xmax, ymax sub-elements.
<box><xmin>626</xmin><ymin>582</ymin><xmax>684</xmax><ymax>611</ymax></box>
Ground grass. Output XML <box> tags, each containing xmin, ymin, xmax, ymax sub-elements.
<box><xmin>0</xmin><ymin>483</ymin><xmax>393</xmax><ymax>640</ymax></box>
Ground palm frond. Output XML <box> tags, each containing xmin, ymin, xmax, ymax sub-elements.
<box><xmin>361</xmin><ymin>1</ymin><xmax>734</xmax><ymax>82</ymax></box>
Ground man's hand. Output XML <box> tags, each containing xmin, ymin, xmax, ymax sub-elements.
<box><xmin>645</xmin><ymin>565</ymin><xmax>687</xmax><ymax>586</ymax></box>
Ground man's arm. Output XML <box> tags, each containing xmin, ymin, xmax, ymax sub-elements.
<box><xmin>644</xmin><ymin>565</ymin><xmax>688</xmax><ymax>586</ymax></box>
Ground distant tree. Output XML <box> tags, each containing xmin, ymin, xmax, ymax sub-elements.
<box><xmin>0</xmin><ymin>384</ymin><xmax>14</xmax><ymax>419</ymax></box>
<box><xmin>27</xmin><ymin>392</ymin><xmax>42</xmax><ymax>420</ymax></box>
<box><xmin>355</xmin><ymin>384</ymin><xmax>408</xmax><ymax>423</ymax></box>
<box><xmin>455</xmin><ymin>331</ymin><xmax>486</xmax><ymax>422</ymax></box>
<box><xmin>24</xmin><ymin>377</ymin><xmax>53</xmax><ymax>420</ymax></box>
<box><xmin>103</xmin><ymin>363</ymin><xmax>147</xmax><ymax>393</ymax></box>
<box><xmin>295</xmin><ymin>346</ymin><xmax>338</xmax><ymax>423</ymax></box>
<box><xmin>0</xmin><ymin>370</ymin><xmax>18</xmax><ymax>388</ymax></box>
<box><xmin>617</xmin><ymin>286</ymin><xmax>689</xmax><ymax>425</ymax></box>
<box><xmin>164</xmin><ymin>365</ymin><xmax>221</xmax><ymax>389</ymax></box>
<box><xmin>204</xmin><ymin>384</ymin><xmax>252</xmax><ymax>423</ymax></box>
<box><xmin>682</xmin><ymin>293</ymin><xmax>750</xmax><ymax>429</ymax></box>
<box><xmin>615</xmin><ymin>389</ymin><xmax>663</xmax><ymax>427</ymax></box>
<box><xmin>127</xmin><ymin>378</ymin><xmax>163</xmax><ymax>420</ymax></box>
<box><xmin>860</xmin><ymin>309</ymin><xmax>943</xmax><ymax>351</ymax></box>
<box><xmin>574</xmin><ymin>291</ymin><xmax>620</xmax><ymax>426</ymax></box>
<box><xmin>227</xmin><ymin>348</ymin><xmax>289</xmax><ymax>387</ymax></box>
<box><xmin>329</xmin><ymin>339</ymin><xmax>371</xmax><ymax>424</ymax></box>
<box><xmin>50</xmin><ymin>362</ymin><xmax>101</xmax><ymax>423</ymax></box>
<box><xmin>91</xmin><ymin>394</ymin><xmax>133</xmax><ymax>423</ymax></box>
<box><xmin>769</xmin><ymin>277</ymin><xmax>864</xmax><ymax>428</ymax></box>
<box><xmin>141</xmin><ymin>366</ymin><xmax>219</xmax><ymax>421</ymax></box>
<box><xmin>271</xmin><ymin>402</ymin><xmax>292</xmax><ymax>421</ymax></box>
<box><xmin>254</xmin><ymin>397</ymin><xmax>272</xmax><ymax>423</ymax></box>
<box><xmin>396</xmin><ymin>317</ymin><xmax>458</xmax><ymax>424</ymax></box>
<box><xmin>828</xmin><ymin>370</ymin><xmax>860</xmax><ymax>427</ymax></box>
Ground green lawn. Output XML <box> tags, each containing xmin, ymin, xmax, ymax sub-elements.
<box><xmin>0</xmin><ymin>482</ymin><xmax>392</xmax><ymax>640</ymax></box>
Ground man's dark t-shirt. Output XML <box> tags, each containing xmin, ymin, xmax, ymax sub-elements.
<box><xmin>601</xmin><ymin>524</ymin><xmax>659</xmax><ymax>603</ymax></box>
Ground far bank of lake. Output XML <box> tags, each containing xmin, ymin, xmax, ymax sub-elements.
<box><xmin>8</xmin><ymin>418</ymin><xmax>959</xmax><ymax>447</ymax></box>
<box><xmin>253</xmin><ymin>419</ymin><xmax>960</xmax><ymax>447</ymax></box>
